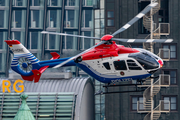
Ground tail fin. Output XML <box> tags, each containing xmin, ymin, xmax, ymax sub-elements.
<box><xmin>5</xmin><ymin>40</ymin><xmax>40</xmax><ymax>66</ymax></box>
<box><xmin>5</xmin><ymin>40</ymin><xmax>40</xmax><ymax>78</ymax></box>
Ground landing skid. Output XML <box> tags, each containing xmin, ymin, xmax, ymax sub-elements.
<box><xmin>95</xmin><ymin>80</ymin><xmax>147</xmax><ymax>95</ymax></box>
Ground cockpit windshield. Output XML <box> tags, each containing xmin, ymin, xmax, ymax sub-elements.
<box><xmin>128</xmin><ymin>52</ymin><xmax>159</xmax><ymax>70</ymax></box>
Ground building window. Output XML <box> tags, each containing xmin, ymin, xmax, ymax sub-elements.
<box><xmin>162</xmin><ymin>44</ymin><xmax>177</xmax><ymax>59</ymax></box>
<box><xmin>0</xmin><ymin>0</ymin><xmax>9</xmax><ymax>6</ymax></box>
<box><xmin>64</xmin><ymin>10</ymin><xmax>78</xmax><ymax>28</ymax></box>
<box><xmin>30</xmin><ymin>0</ymin><xmax>44</xmax><ymax>6</ymax></box>
<box><xmin>131</xmin><ymin>96</ymin><xmax>144</xmax><ymax>111</ymax></box>
<box><xmin>11</xmin><ymin>31</ymin><xmax>25</xmax><ymax>44</ymax></box>
<box><xmin>30</xmin><ymin>10</ymin><xmax>44</xmax><ymax>28</ymax></box>
<box><xmin>0</xmin><ymin>32</ymin><xmax>7</xmax><ymax>49</ymax></box>
<box><xmin>13</xmin><ymin>0</ymin><xmax>27</xmax><ymax>6</ymax></box>
<box><xmin>0</xmin><ymin>10</ymin><xmax>9</xmax><ymax>28</ymax></box>
<box><xmin>163</xmin><ymin>96</ymin><xmax>177</xmax><ymax>111</ymax></box>
<box><xmin>46</xmin><ymin>34</ymin><xmax>60</xmax><ymax>50</ymax></box>
<box><xmin>47</xmin><ymin>0</ymin><xmax>62</xmax><ymax>6</ymax></box>
<box><xmin>138</xmin><ymin>1</ymin><xmax>150</xmax><ymax>34</ymax></box>
<box><xmin>80</xmin><ymin>31</ymin><xmax>93</xmax><ymax>50</ymax></box>
<box><xmin>47</xmin><ymin>10</ymin><xmax>61</xmax><ymax>28</ymax></box>
<box><xmin>83</xmin><ymin>0</ymin><xmax>93</xmax><ymax>6</ymax></box>
<box><xmin>65</xmin><ymin>0</ymin><xmax>79</xmax><ymax>6</ymax></box>
<box><xmin>63</xmin><ymin>31</ymin><xmax>77</xmax><ymax>50</ymax></box>
<box><xmin>107</xmin><ymin>11</ymin><xmax>114</xmax><ymax>27</ymax></box>
<box><xmin>28</xmin><ymin>32</ymin><xmax>42</xmax><ymax>49</ymax></box>
<box><xmin>82</xmin><ymin>10</ymin><xmax>93</xmax><ymax>28</ymax></box>
<box><xmin>158</xmin><ymin>0</ymin><xmax>169</xmax><ymax>23</ymax></box>
<box><xmin>163</xmin><ymin>70</ymin><xmax>177</xmax><ymax>85</ymax></box>
<box><xmin>12</xmin><ymin>10</ymin><xmax>26</xmax><ymax>28</ymax></box>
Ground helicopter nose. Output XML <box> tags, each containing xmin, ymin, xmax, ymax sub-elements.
<box><xmin>158</xmin><ymin>59</ymin><xmax>163</xmax><ymax>68</ymax></box>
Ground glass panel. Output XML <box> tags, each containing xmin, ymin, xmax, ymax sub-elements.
<box><xmin>132</xmin><ymin>104</ymin><xmax>137</xmax><ymax>110</ymax></box>
<box><xmin>170</xmin><ymin>45</ymin><xmax>176</xmax><ymax>51</ymax></box>
<box><xmin>0</xmin><ymin>32</ymin><xmax>7</xmax><ymax>49</ymax></box>
<box><xmin>82</xmin><ymin>10</ymin><xmax>92</xmax><ymax>28</ymax></box>
<box><xmin>0</xmin><ymin>0</ymin><xmax>9</xmax><ymax>6</ymax></box>
<box><xmin>95</xmin><ymin>29</ymin><xmax>100</xmax><ymax>38</ymax></box>
<box><xmin>170</xmin><ymin>51</ymin><xmax>176</xmax><ymax>58</ymax></box>
<box><xmin>107</xmin><ymin>19</ymin><xmax>114</xmax><ymax>26</ymax></box>
<box><xmin>95</xmin><ymin>95</ymin><xmax>100</xmax><ymax>104</ymax></box>
<box><xmin>95</xmin><ymin>114</ymin><xmax>101</xmax><ymax>120</ymax></box>
<box><xmin>30</xmin><ymin>0</ymin><xmax>44</xmax><ymax>6</ymax></box>
<box><xmin>0</xmin><ymin>10</ymin><xmax>9</xmax><ymax>28</ymax></box>
<box><xmin>100</xmin><ymin>19</ymin><xmax>104</xmax><ymax>29</ymax></box>
<box><xmin>107</xmin><ymin>11</ymin><xmax>114</xmax><ymax>18</ymax></box>
<box><xmin>63</xmin><ymin>31</ymin><xmax>77</xmax><ymax>49</ymax></box>
<box><xmin>11</xmin><ymin>31</ymin><xmax>25</xmax><ymax>44</ymax></box>
<box><xmin>95</xmin><ymin>104</ymin><xmax>100</xmax><ymax>113</ymax></box>
<box><xmin>28</xmin><ymin>32</ymin><xmax>42</xmax><ymax>49</ymax></box>
<box><xmin>47</xmin><ymin>10</ymin><xmax>61</xmax><ymax>28</ymax></box>
<box><xmin>170</xmin><ymin>71</ymin><xmax>176</xmax><ymax>77</ymax></box>
<box><xmin>171</xmin><ymin>97</ymin><xmax>176</xmax><ymax>103</ymax></box>
<box><xmin>171</xmin><ymin>104</ymin><xmax>176</xmax><ymax>110</ymax></box>
<box><xmin>95</xmin><ymin>19</ymin><xmax>100</xmax><ymax>28</ymax></box>
<box><xmin>12</xmin><ymin>10</ymin><xmax>26</xmax><ymax>28</ymax></box>
<box><xmin>80</xmin><ymin>31</ymin><xmax>93</xmax><ymax>50</ymax></box>
<box><xmin>132</xmin><ymin>97</ymin><xmax>138</xmax><ymax>103</ymax></box>
<box><xmin>64</xmin><ymin>10</ymin><xmax>79</xmax><ymax>28</ymax></box>
<box><xmin>100</xmin><ymin>0</ymin><xmax>104</xmax><ymax>9</ymax></box>
<box><xmin>48</xmin><ymin>0</ymin><xmax>62</xmax><ymax>6</ymax></box>
<box><xmin>30</xmin><ymin>10</ymin><xmax>44</xmax><ymax>28</ymax></box>
<box><xmin>46</xmin><ymin>34</ymin><xmax>59</xmax><ymax>49</ymax></box>
<box><xmin>95</xmin><ymin>10</ymin><xmax>100</xmax><ymax>19</ymax></box>
<box><xmin>0</xmin><ymin>53</ymin><xmax>6</xmax><ymax>71</ymax></box>
<box><xmin>101</xmin><ymin>104</ymin><xmax>105</xmax><ymax>113</ymax></box>
<box><xmin>83</xmin><ymin>0</ymin><xmax>93</xmax><ymax>6</ymax></box>
<box><xmin>163</xmin><ymin>45</ymin><xmax>169</xmax><ymax>49</ymax></box>
<box><xmin>65</xmin><ymin>0</ymin><xmax>79</xmax><ymax>6</ymax></box>
<box><xmin>101</xmin><ymin>95</ymin><xmax>105</xmax><ymax>104</ymax></box>
<box><xmin>113</xmin><ymin>60</ymin><xmax>127</xmax><ymax>70</ymax></box>
<box><xmin>13</xmin><ymin>0</ymin><xmax>27</xmax><ymax>6</ymax></box>
<box><xmin>100</xmin><ymin>10</ymin><xmax>104</xmax><ymax>18</ymax></box>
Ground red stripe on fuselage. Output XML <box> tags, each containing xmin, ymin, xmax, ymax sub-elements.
<box><xmin>82</xmin><ymin>41</ymin><xmax>139</xmax><ymax>61</ymax></box>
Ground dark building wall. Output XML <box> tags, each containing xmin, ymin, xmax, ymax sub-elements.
<box><xmin>105</xmin><ymin>0</ymin><xmax>180</xmax><ymax>120</ymax></box>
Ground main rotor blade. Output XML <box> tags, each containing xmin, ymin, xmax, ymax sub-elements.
<box><xmin>53</xmin><ymin>41</ymin><xmax>107</xmax><ymax>68</ymax></box>
<box><xmin>112</xmin><ymin>2</ymin><xmax>158</xmax><ymax>36</ymax></box>
<box><xmin>41</xmin><ymin>31</ymin><xmax>101</xmax><ymax>40</ymax></box>
<box><xmin>111</xmin><ymin>38</ymin><xmax>173</xmax><ymax>43</ymax></box>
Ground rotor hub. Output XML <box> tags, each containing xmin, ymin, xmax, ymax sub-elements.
<box><xmin>22</xmin><ymin>62</ymin><xmax>28</xmax><ymax>68</ymax></box>
<box><xmin>101</xmin><ymin>35</ymin><xmax>113</xmax><ymax>41</ymax></box>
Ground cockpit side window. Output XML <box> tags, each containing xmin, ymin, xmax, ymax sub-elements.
<box><xmin>113</xmin><ymin>60</ymin><xmax>127</xmax><ymax>70</ymax></box>
<box><xmin>127</xmin><ymin>60</ymin><xmax>142</xmax><ymax>70</ymax></box>
<box><xmin>103</xmin><ymin>62</ymin><xmax>111</xmax><ymax>70</ymax></box>
<box><xmin>128</xmin><ymin>52</ymin><xmax>159</xmax><ymax>70</ymax></box>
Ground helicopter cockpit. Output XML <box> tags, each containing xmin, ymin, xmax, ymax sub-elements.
<box><xmin>128</xmin><ymin>52</ymin><xmax>159</xmax><ymax>70</ymax></box>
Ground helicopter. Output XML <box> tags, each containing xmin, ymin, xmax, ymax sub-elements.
<box><xmin>5</xmin><ymin>2</ymin><xmax>172</xmax><ymax>88</ymax></box>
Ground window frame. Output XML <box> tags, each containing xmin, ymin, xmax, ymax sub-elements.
<box><xmin>162</xmin><ymin>44</ymin><xmax>177</xmax><ymax>60</ymax></box>
<box><xmin>131</xmin><ymin>96</ymin><xmax>144</xmax><ymax>111</ymax></box>
<box><xmin>162</xmin><ymin>95</ymin><xmax>178</xmax><ymax>111</ymax></box>
<box><xmin>162</xmin><ymin>69</ymin><xmax>177</xmax><ymax>85</ymax></box>
<box><xmin>106</xmin><ymin>10</ymin><xmax>115</xmax><ymax>27</ymax></box>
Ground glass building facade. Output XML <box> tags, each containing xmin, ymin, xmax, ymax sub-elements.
<box><xmin>0</xmin><ymin>0</ymin><xmax>105</xmax><ymax>120</ymax></box>
<box><xmin>0</xmin><ymin>0</ymin><xmax>96</xmax><ymax>77</ymax></box>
